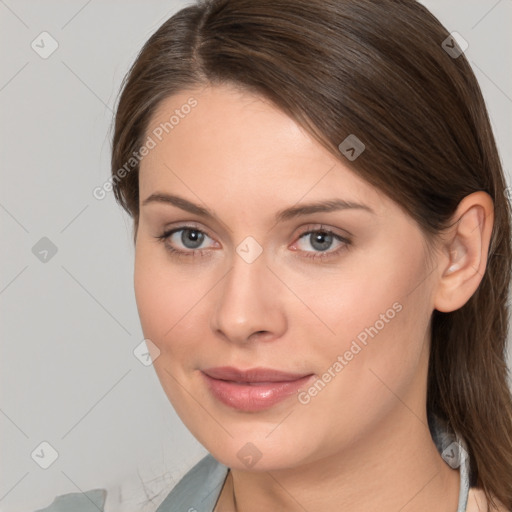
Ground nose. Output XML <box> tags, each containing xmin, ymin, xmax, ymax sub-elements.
<box><xmin>210</xmin><ymin>246</ymin><xmax>287</xmax><ymax>345</ymax></box>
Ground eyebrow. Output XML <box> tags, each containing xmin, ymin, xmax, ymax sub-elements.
<box><xmin>142</xmin><ymin>192</ymin><xmax>374</xmax><ymax>222</ymax></box>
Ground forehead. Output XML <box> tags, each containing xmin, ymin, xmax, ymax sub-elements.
<box><xmin>139</xmin><ymin>84</ymin><xmax>388</xmax><ymax>214</ymax></box>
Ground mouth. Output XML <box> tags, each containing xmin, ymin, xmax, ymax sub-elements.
<box><xmin>201</xmin><ymin>366</ymin><xmax>315</xmax><ymax>412</ymax></box>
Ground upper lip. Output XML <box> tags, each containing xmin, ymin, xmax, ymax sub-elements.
<box><xmin>202</xmin><ymin>366</ymin><xmax>312</xmax><ymax>383</ymax></box>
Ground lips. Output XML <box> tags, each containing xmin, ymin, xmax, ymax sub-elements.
<box><xmin>201</xmin><ymin>366</ymin><xmax>315</xmax><ymax>411</ymax></box>
<box><xmin>202</xmin><ymin>366</ymin><xmax>311</xmax><ymax>383</ymax></box>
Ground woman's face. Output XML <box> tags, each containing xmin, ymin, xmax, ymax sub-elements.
<box><xmin>134</xmin><ymin>84</ymin><xmax>438</xmax><ymax>470</ymax></box>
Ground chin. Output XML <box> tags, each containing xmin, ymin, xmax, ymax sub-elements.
<box><xmin>195</xmin><ymin>428</ymin><xmax>321</xmax><ymax>472</ymax></box>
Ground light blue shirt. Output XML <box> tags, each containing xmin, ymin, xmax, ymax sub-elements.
<box><xmin>35</xmin><ymin>414</ymin><xmax>471</xmax><ymax>512</ymax></box>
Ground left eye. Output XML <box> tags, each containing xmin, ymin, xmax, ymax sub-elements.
<box><xmin>295</xmin><ymin>230</ymin><xmax>345</xmax><ymax>253</ymax></box>
<box><xmin>290</xmin><ymin>228</ymin><xmax>351</xmax><ymax>261</ymax></box>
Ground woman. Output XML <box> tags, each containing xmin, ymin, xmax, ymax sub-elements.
<box><xmin>37</xmin><ymin>0</ymin><xmax>512</xmax><ymax>510</ymax></box>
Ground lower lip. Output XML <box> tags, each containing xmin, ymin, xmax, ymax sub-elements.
<box><xmin>201</xmin><ymin>372</ymin><xmax>315</xmax><ymax>412</ymax></box>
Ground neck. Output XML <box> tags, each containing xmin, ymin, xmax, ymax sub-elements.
<box><xmin>218</xmin><ymin>406</ymin><xmax>460</xmax><ymax>512</ymax></box>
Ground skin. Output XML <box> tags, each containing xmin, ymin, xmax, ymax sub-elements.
<box><xmin>134</xmin><ymin>83</ymin><xmax>494</xmax><ymax>512</ymax></box>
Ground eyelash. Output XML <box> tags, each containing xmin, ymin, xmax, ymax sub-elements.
<box><xmin>155</xmin><ymin>224</ymin><xmax>351</xmax><ymax>262</ymax></box>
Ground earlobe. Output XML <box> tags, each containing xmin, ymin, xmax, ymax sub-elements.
<box><xmin>433</xmin><ymin>192</ymin><xmax>494</xmax><ymax>313</ymax></box>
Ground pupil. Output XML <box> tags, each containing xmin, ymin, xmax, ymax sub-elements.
<box><xmin>312</xmin><ymin>231</ymin><xmax>332</xmax><ymax>251</ymax></box>
<box><xmin>182</xmin><ymin>229</ymin><xmax>204</xmax><ymax>249</ymax></box>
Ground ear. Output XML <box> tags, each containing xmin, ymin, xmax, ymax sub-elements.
<box><xmin>433</xmin><ymin>191</ymin><xmax>494</xmax><ymax>313</ymax></box>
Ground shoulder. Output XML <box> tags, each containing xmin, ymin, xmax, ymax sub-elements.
<box><xmin>466</xmin><ymin>488</ymin><xmax>509</xmax><ymax>512</ymax></box>
<box><xmin>155</xmin><ymin>453</ymin><xmax>229</xmax><ymax>512</ymax></box>
<box><xmin>31</xmin><ymin>455</ymin><xmax>228</xmax><ymax>512</ymax></box>
<box><xmin>33</xmin><ymin>488</ymin><xmax>107</xmax><ymax>512</ymax></box>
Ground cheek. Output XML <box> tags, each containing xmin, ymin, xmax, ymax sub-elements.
<box><xmin>134</xmin><ymin>243</ymin><xmax>185</xmax><ymax>347</ymax></box>
<box><xmin>292</xmin><ymin>244</ymin><xmax>426</xmax><ymax>349</ymax></box>
<box><xmin>134</xmin><ymin>246</ymin><xmax>165</xmax><ymax>341</ymax></box>
<box><xmin>293</xmin><ymin>234</ymin><xmax>433</xmax><ymax>386</ymax></box>
<box><xmin>298</xmin><ymin>239</ymin><xmax>432</xmax><ymax>421</ymax></box>
<box><xmin>133</xmin><ymin>240</ymin><xmax>215</xmax><ymax>367</ymax></box>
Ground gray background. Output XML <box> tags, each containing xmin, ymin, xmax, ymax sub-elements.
<box><xmin>1</xmin><ymin>1</ymin><xmax>511</xmax><ymax>511</ymax></box>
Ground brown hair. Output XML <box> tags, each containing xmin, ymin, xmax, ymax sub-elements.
<box><xmin>111</xmin><ymin>0</ymin><xmax>512</xmax><ymax>507</ymax></box>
